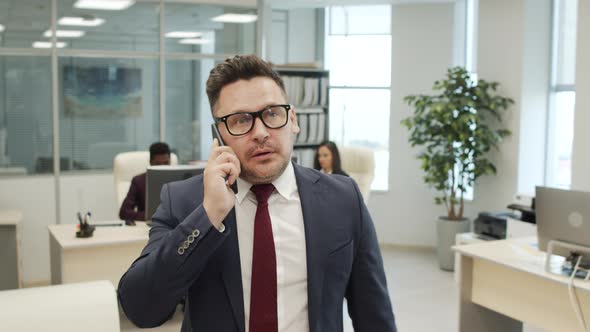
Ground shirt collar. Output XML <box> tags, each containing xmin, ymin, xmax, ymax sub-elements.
<box><xmin>235</xmin><ymin>161</ymin><xmax>297</xmax><ymax>204</ymax></box>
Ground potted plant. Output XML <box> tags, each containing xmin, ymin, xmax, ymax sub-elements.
<box><xmin>402</xmin><ymin>67</ymin><xmax>513</xmax><ymax>270</ymax></box>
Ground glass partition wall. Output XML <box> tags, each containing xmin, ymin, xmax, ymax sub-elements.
<box><xmin>0</xmin><ymin>0</ymin><xmax>256</xmax><ymax>175</ymax></box>
<box><xmin>0</xmin><ymin>0</ymin><xmax>256</xmax><ymax>229</ymax></box>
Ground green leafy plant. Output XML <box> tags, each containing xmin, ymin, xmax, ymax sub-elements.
<box><xmin>402</xmin><ymin>67</ymin><xmax>513</xmax><ymax>220</ymax></box>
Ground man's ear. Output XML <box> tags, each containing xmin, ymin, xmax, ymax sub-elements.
<box><xmin>290</xmin><ymin>107</ymin><xmax>300</xmax><ymax>134</ymax></box>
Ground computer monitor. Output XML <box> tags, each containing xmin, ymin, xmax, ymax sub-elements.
<box><xmin>145</xmin><ymin>165</ymin><xmax>204</xmax><ymax>221</ymax></box>
<box><xmin>536</xmin><ymin>186</ymin><xmax>590</xmax><ymax>257</ymax></box>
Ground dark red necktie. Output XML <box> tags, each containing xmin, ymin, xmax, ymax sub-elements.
<box><xmin>249</xmin><ymin>184</ymin><xmax>278</xmax><ymax>332</ymax></box>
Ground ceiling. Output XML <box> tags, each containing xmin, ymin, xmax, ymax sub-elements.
<box><xmin>0</xmin><ymin>0</ymin><xmax>256</xmax><ymax>37</ymax></box>
<box><xmin>269</xmin><ymin>0</ymin><xmax>455</xmax><ymax>9</ymax></box>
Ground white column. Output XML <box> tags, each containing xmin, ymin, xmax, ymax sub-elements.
<box><xmin>369</xmin><ymin>3</ymin><xmax>454</xmax><ymax>246</ymax></box>
<box><xmin>472</xmin><ymin>0</ymin><xmax>551</xmax><ymax>213</ymax></box>
<box><xmin>571</xmin><ymin>0</ymin><xmax>590</xmax><ymax>190</ymax></box>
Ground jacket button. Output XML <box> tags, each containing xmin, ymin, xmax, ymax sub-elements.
<box><xmin>192</xmin><ymin>229</ymin><xmax>200</xmax><ymax>237</ymax></box>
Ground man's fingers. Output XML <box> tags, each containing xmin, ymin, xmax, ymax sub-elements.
<box><xmin>217</xmin><ymin>163</ymin><xmax>240</xmax><ymax>185</ymax></box>
<box><xmin>215</xmin><ymin>152</ymin><xmax>240</xmax><ymax>173</ymax></box>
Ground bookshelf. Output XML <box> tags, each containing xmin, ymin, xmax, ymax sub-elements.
<box><xmin>276</xmin><ymin>68</ymin><xmax>329</xmax><ymax>168</ymax></box>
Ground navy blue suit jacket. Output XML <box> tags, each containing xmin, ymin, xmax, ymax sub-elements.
<box><xmin>118</xmin><ymin>163</ymin><xmax>396</xmax><ymax>331</ymax></box>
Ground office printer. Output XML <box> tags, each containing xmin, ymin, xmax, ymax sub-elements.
<box><xmin>474</xmin><ymin>193</ymin><xmax>536</xmax><ymax>240</ymax></box>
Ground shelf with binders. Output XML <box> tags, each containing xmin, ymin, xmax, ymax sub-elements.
<box><xmin>276</xmin><ymin>68</ymin><xmax>330</xmax><ymax>168</ymax></box>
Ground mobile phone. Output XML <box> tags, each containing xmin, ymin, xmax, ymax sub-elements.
<box><xmin>211</xmin><ymin>124</ymin><xmax>239</xmax><ymax>194</ymax></box>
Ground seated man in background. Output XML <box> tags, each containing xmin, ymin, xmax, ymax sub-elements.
<box><xmin>119</xmin><ymin>142</ymin><xmax>171</xmax><ymax>222</ymax></box>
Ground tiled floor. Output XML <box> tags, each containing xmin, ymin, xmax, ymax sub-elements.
<box><xmin>120</xmin><ymin>246</ymin><xmax>546</xmax><ymax>332</ymax></box>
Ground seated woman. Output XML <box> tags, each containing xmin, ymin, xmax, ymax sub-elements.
<box><xmin>314</xmin><ymin>141</ymin><xmax>349</xmax><ymax>176</ymax></box>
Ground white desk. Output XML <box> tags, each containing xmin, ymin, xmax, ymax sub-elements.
<box><xmin>0</xmin><ymin>281</ymin><xmax>120</xmax><ymax>332</ymax></box>
<box><xmin>455</xmin><ymin>237</ymin><xmax>590</xmax><ymax>332</ymax></box>
<box><xmin>49</xmin><ymin>222</ymin><xmax>150</xmax><ymax>287</ymax></box>
<box><xmin>0</xmin><ymin>210</ymin><xmax>23</xmax><ymax>290</ymax></box>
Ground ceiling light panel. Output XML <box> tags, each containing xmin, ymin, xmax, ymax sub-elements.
<box><xmin>33</xmin><ymin>41</ymin><xmax>67</xmax><ymax>48</ymax></box>
<box><xmin>43</xmin><ymin>30</ymin><xmax>86</xmax><ymax>38</ymax></box>
<box><xmin>74</xmin><ymin>0</ymin><xmax>135</xmax><ymax>11</ymax></box>
<box><xmin>59</xmin><ymin>16</ymin><xmax>105</xmax><ymax>27</ymax></box>
<box><xmin>165</xmin><ymin>31</ymin><xmax>203</xmax><ymax>38</ymax></box>
<box><xmin>211</xmin><ymin>14</ymin><xmax>257</xmax><ymax>24</ymax></box>
<box><xmin>179</xmin><ymin>38</ymin><xmax>210</xmax><ymax>45</ymax></box>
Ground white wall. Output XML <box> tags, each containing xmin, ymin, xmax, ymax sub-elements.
<box><xmin>0</xmin><ymin>173</ymin><xmax>116</xmax><ymax>285</ymax></box>
<box><xmin>269</xmin><ymin>8</ymin><xmax>318</xmax><ymax>65</ymax></box>
<box><xmin>287</xmin><ymin>9</ymin><xmax>318</xmax><ymax>64</ymax></box>
<box><xmin>468</xmin><ymin>0</ymin><xmax>524</xmax><ymax>215</ymax></box>
<box><xmin>469</xmin><ymin>0</ymin><xmax>552</xmax><ymax>215</ymax></box>
<box><xmin>368</xmin><ymin>3</ymin><xmax>455</xmax><ymax>247</ymax></box>
<box><xmin>571</xmin><ymin>0</ymin><xmax>590</xmax><ymax>191</ymax></box>
<box><xmin>517</xmin><ymin>0</ymin><xmax>551</xmax><ymax>196</ymax></box>
<box><xmin>0</xmin><ymin>176</ymin><xmax>55</xmax><ymax>285</ymax></box>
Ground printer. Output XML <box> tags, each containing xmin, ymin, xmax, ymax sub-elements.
<box><xmin>474</xmin><ymin>193</ymin><xmax>536</xmax><ymax>240</ymax></box>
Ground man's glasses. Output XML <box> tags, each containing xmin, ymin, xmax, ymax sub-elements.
<box><xmin>214</xmin><ymin>104</ymin><xmax>292</xmax><ymax>136</ymax></box>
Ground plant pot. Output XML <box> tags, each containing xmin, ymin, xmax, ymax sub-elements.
<box><xmin>436</xmin><ymin>217</ymin><xmax>470</xmax><ymax>271</ymax></box>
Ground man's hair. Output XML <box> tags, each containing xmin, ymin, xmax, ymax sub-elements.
<box><xmin>149</xmin><ymin>142</ymin><xmax>170</xmax><ymax>160</ymax></box>
<box><xmin>206</xmin><ymin>54</ymin><xmax>286</xmax><ymax>112</ymax></box>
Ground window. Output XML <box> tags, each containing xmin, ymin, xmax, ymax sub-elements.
<box><xmin>547</xmin><ymin>0</ymin><xmax>578</xmax><ymax>188</ymax></box>
<box><xmin>325</xmin><ymin>5</ymin><xmax>391</xmax><ymax>191</ymax></box>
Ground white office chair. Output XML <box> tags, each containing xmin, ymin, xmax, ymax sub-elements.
<box><xmin>113</xmin><ymin>151</ymin><xmax>178</xmax><ymax>213</ymax></box>
<box><xmin>339</xmin><ymin>146</ymin><xmax>375</xmax><ymax>203</ymax></box>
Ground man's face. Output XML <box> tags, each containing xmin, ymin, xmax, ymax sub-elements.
<box><xmin>214</xmin><ymin>77</ymin><xmax>299</xmax><ymax>184</ymax></box>
<box><xmin>150</xmin><ymin>154</ymin><xmax>170</xmax><ymax>166</ymax></box>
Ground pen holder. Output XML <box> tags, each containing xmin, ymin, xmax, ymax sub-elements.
<box><xmin>76</xmin><ymin>223</ymin><xmax>95</xmax><ymax>238</ymax></box>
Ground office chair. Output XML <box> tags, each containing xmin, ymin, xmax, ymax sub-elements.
<box><xmin>339</xmin><ymin>146</ymin><xmax>375</xmax><ymax>204</ymax></box>
<box><xmin>113</xmin><ymin>151</ymin><xmax>178</xmax><ymax>215</ymax></box>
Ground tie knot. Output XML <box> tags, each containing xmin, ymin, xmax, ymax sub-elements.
<box><xmin>251</xmin><ymin>184</ymin><xmax>275</xmax><ymax>204</ymax></box>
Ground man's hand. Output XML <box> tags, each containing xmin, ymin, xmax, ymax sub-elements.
<box><xmin>203</xmin><ymin>139</ymin><xmax>240</xmax><ymax>228</ymax></box>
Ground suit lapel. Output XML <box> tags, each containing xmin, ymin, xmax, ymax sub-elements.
<box><xmin>220</xmin><ymin>209</ymin><xmax>245</xmax><ymax>332</ymax></box>
<box><xmin>294</xmin><ymin>164</ymin><xmax>327</xmax><ymax>332</ymax></box>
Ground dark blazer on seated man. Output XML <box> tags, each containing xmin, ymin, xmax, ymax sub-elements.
<box><xmin>118</xmin><ymin>164</ymin><xmax>396</xmax><ymax>331</ymax></box>
<box><xmin>119</xmin><ymin>142</ymin><xmax>171</xmax><ymax>221</ymax></box>
<box><xmin>118</xmin><ymin>173</ymin><xmax>147</xmax><ymax>221</ymax></box>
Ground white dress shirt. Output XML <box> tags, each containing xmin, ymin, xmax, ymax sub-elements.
<box><xmin>235</xmin><ymin>162</ymin><xmax>309</xmax><ymax>332</ymax></box>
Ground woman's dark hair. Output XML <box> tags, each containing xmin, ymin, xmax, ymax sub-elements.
<box><xmin>314</xmin><ymin>141</ymin><xmax>344</xmax><ymax>174</ymax></box>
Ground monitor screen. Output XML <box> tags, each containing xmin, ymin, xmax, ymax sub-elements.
<box><xmin>145</xmin><ymin>165</ymin><xmax>204</xmax><ymax>221</ymax></box>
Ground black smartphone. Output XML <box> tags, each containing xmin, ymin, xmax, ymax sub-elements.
<box><xmin>211</xmin><ymin>124</ymin><xmax>239</xmax><ymax>194</ymax></box>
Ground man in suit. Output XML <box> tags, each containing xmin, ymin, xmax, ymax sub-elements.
<box><xmin>118</xmin><ymin>142</ymin><xmax>171</xmax><ymax>222</ymax></box>
<box><xmin>118</xmin><ymin>55</ymin><xmax>396</xmax><ymax>332</ymax></box>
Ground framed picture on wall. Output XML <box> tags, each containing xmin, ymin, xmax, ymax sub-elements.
<box><xmin>63</xmin><ymin>65</ymin><xmax>142</xmax><ymax>118</ymax></box>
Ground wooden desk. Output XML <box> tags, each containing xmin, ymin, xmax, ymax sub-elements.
<box><xmin>455</xmin><ymin>237</ymin><xmax>590</xmax><ymax>332</ymax></box>
<box><xmin>49</xmin><ymin>222</ymin><xmax>149</xmax><ymax>287</ymax></box>
<box><xmin>0</xmin><ymin>210</ymin><xmax>23</xmax><ymax>290</ymax></box>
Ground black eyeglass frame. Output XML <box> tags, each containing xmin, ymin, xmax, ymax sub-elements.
<box><xmin>214</xmin><ymin>104</ymin><xmax>292</xmax><ymax>136</ymax></box>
